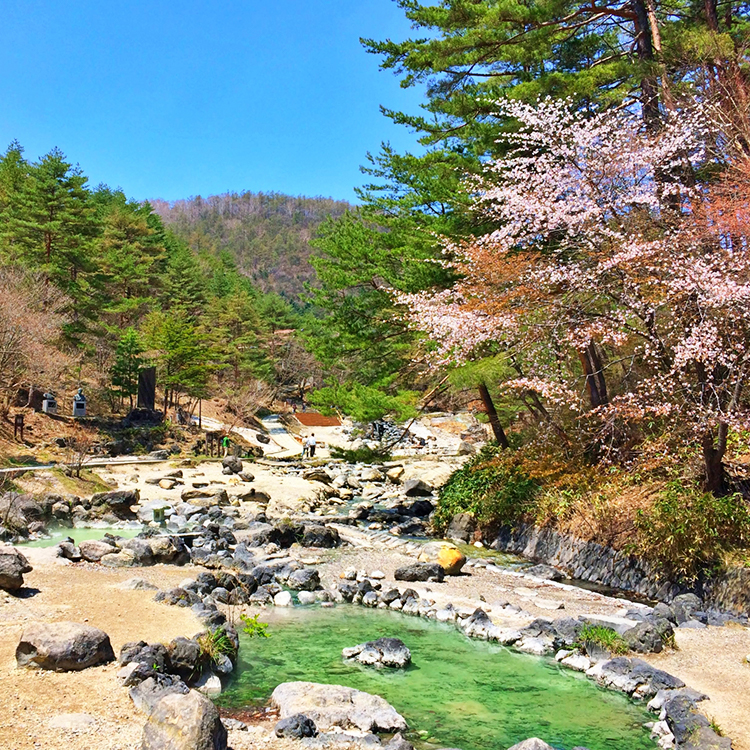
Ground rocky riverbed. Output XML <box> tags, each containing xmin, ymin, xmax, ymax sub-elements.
<box><xmin>0</xmin><ymin>453</ymin><xmax>749</xmax><ymax>750</ymax></box>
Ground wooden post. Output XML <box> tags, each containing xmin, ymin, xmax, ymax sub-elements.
<box><xmin>199</xmin><ymin>399</ymin><xmax>202</xmax><ymax>429</ymax></box>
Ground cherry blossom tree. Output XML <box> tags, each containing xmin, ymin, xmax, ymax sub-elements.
<box><xmin>400</xmin><ymin>98</ymin><xmax>750</xmax><ymax>492</ymax></box>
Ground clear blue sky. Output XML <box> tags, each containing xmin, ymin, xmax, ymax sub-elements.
<box><xmin>0</xmin><ymin>1</ymin><xmax>426</xmax><ymax>203</ymax></box>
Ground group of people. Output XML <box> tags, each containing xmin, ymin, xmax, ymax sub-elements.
<box><xmin>302</xmin><ymin>432</ymin><xmax>316</xmax><ymax>458</ymax></box>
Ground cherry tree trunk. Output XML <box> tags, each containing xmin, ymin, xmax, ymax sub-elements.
<box><xmin>477</xmin><ymin>382</ymin><xmax>510</xmax><ymax>449</ymax></box>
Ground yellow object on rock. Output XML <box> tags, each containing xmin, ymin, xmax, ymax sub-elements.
<box><xmin>419</xmin><ymin>541</ymin><xmax>467</xmax><ymax>575</ymax></box>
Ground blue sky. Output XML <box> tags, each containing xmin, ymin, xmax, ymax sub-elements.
<box><xmin>0</xmin><ymin>1</ymin><xmax>426</xmax><ymax>202</ymax></box>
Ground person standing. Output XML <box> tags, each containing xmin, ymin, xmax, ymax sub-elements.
<box><xmin>222</xmin><ymin>434</ymin><xmax>231</xmax><ymax>457</ymax></box>
<box><xmin>308</xmin><ymin>433</ymin><xmax>316</xmax><ymax>458</ymax></box>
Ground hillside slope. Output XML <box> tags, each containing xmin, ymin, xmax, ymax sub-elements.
<box><xmin>151</xmin><ymin>191</ymin><xmax>350</xmax><ymax>302</ymax></box>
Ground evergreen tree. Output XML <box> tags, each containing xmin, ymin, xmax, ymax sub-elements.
<box><xmin>160</xmin><ymin>238</ymin><xmax>207</xmax><ymax>317</ymax></box>
<box><xmin>144</xmin><ymin>311</ymin><xmax>212</xmax><ymax>406</ymax></box>
<box><xmin>95</xmin><ymin>188</ymin><xmax>167</xmax><ymax>329</ymax></box>
<box><xmin>203</xmin><ymin>290</ymin><xmax>273</xmax><ymax>386</ymax></box>
<box><xmin>0</xmin><ymin>148</ymin><xmax>98</xmax><ymax>318</ymax></box>
<box><xmin>111</xmin><ymin>327</ymin><xmax>145</xmax><ymax>410</ymax></box>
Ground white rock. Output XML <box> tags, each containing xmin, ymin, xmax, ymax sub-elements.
<box><xmin>369</xmin><ymin>570</ymin><xmax>386</xmax><ymax>580</ymax></box>
<box><xmin>194</xmin><ymin>671</ymin><xmax>222</xmax><ymax>697</ymax></box>
<box><xmin>274</xmin><ymin>591</ymin><xmax>293</xmax><ymax>607</ymax></box>
<box><xmin>435</xmin><ymin>608</ymin><xmax>456</xmax><ymax>623</ymax></box>
<box><xmin>271</xmin><ymin>681</ymin><xmax>407</xmax><ymax>733</ymax></box>
<box><xmin>561</xmin><ymin>653</ymin><xmax>591</xmax><ymax>672</ymax></box>
<box><xmin>117</xmin><ymin>662</ymin><xmax>140</xmax><ymax>683</ymax></box>
<box><xmin>516</xmin><ymin>637</ymin><xmax>552</xmax><ymax>656</ymax></box>
<box><xmin>297</xmin><ymin>591</ymin><xmax>317</xmax><ymax>605</ymax></box>
<box><xmin>48</xmin><ymin>713</ymin><xmax>96</xmax><ymax>731</ymax></box>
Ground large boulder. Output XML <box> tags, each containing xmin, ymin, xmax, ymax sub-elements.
<box><xmin>342</xmin><ymin>638</ymin><xmax>411</xmax><ymax>668</ymax></box>
<box><xmin>623</xmin><ymin>621</ymin><xmax>664</xmax><ymax>654</ymax></box>
<box><xmin>0</xmin><ymin>546</ymin><xmax>32</xmax><ymax>590</ymax></box>
<box><xmin>394</xmin><ymin>562</ymin><xmax>444</xmax><ymax>583</ymax></box>
<box><xmin>271</xmin><ymin>682</ymin><xmax>407</xmax><ymax>733</ymax></box>
<box><xmin>141</xmin><ymin>689</ymin><xmax>227</xmax><ymax>750</ymax></box>
<box><xmin>287</xmin><ymin>568</ymin><xmax>321</xmax><ymax>591</ymax></box>
<box><xmin>221</xmin><ymin>456</ymin><xmax>243</xmax><ymax>475</ymax></box>
<box><xmin>507</xmin><ymin>741</ymin><xmax>556</xmax><ymax>750</ymax></box>
<box><xmin>78</xmin><ymin>539</ymin><xmax>117</xmax><ymax>562</ymax></box>
<box><xmin>16</xmin><ymin>621</ymin><xmax>115</xmax><ymax>671</ymax></box>
<box><xmin>446</xmin><ymin>512</ymin><xmax>475</xmax><ymax>543</ymax></box>
<box><xmin>402</xmin><ymin>478</ymin><xmax>432</xmax><ymax>497</ymax></box>
<box><xmin>301</xmin><ymin>525</ymin><xmax>340</xmax><ymax>548</ymax></box>
<box><xmin>90</xmin><ymin>489</ymin><xmax>140</xmax><ymax>518</ymax></box>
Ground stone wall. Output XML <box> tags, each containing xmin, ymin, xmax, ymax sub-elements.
<box><xmin>489</xmin><ymin>523</ymin><xmax>750</xmax><ymax>614</ymax></box>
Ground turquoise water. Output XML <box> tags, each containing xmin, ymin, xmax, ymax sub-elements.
<box><xmin>220</xmin><ymin>606</ymin><xmax>654</xmax><ymax>750</ymax></box>
<box><xmin>17</xmin><ymin>526</ymin><xmax>141</xmax><ymax>548</ymax></box>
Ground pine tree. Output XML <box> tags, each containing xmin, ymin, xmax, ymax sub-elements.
<box><xmin>1</xmin><ymin>148</ymin><xmax>98</xmax><ymax>317</ymax></box>
<box><xmin>111</xmin><ymin>327</ymin><xmax>146</xmax><ymax>410</ymax></box>
<box><xmin>95</xmin><ymin>188</ymin><xmax>166</xmax><ymax>329</ymax></box>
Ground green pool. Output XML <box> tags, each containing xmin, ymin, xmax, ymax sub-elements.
<box><xmin>17</xmin><ymin>526</ymin><xmax>141</xmax><ymax>548</ymax></box>
<box><xmin>219</xmin><ymin>606</ymin><xmax>655</xmax><ymax>750</ymax></box>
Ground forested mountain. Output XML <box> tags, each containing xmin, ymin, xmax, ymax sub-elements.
<box><xmin>0</xmin><ymin>141</ymin><xmax>304</xmax><ymax>420</ymax></box>
<box><xmin>151</xmin><ymin>192</ymin><xmax>351</xmax><ymax>303</ymax></box>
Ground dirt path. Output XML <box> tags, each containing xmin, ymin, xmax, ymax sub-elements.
<box><xmin>0</xmin><ymin>549</ymin><xmax>202</xmax><ymax>750</ymax></box>
<box><xmin>644</xmin><ymin>625</ymin><xmax>750</xmax><ymax>750</ymax></box>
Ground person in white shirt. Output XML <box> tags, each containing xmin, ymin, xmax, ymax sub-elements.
<box><xmin>308</xmin><ymin>433</ymin><xmax>316</xmax><ymax>458</ymax></box>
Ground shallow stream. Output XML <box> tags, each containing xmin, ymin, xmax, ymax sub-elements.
<box><xmin>219</xmin><ymin>606</ymin><xmax>654</xmax><ymax>750</ymax></box>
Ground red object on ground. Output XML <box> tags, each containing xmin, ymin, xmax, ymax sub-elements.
<box><xmin>294</xmin><ymin>412</ymin><xmax>341</xmax><ymax>427</ymax></box>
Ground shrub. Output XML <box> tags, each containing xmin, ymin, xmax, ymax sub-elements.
<box><xmin>634</xmin><ymin>481</ymin><xmax>750</xmax><ymax>580</ymax></box>
<box><xmin>434</xmin><ymin>445</ymin><xmax>539</xmax><ymax>532</ymax></box>
<box><xmin>576</xmin><ymin>624</ymin><xmax>629</xmax><ymax>655</ymax></box>
<box><xmin>197</xmin><ymin>627</ymin><xmax>237</xmax><ymax>666</ymax></box>
<box><xmin>240</xmin><ymin>613</ymin><xmax>270</xmax><ymax>638</ymax></box>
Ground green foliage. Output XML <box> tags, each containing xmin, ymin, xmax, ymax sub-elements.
<box><xmin>576</xmin><ymin>625</ymin><xmax>629</xmax><ymax>656</ymax></box>
<box><xmin>143</xmin><ymin>312</ymin><xmax>212</xmax><ymax>400</ymax></box>
<box><xmin>197</xmin><ymin>627</ymin><xmax>237</xmax><ymax>669</ymax></box>
<box><xmin>239</xmin><ymin>613</ymin><xmax>270</xmax><ymax>639</ymax></box>
<box><xmin>330</xmin><ymin>445</ymin><xmax>393</xmax><ymax>463</ymax></box>
<box><xmin>434</xmin><ymin>445</ymin><xmax>539</xmax><ymax>532</ymax></box>
<box><xmin>309</xmin><ymin>381</ymin><xmax>419</xmax><ymax>423</ymax></box>
<box><xmin>111</xmin><ymin>328</ymin><xmax>145</xmax><ymax>409</ymax></box>
<box><xmin>634</xmin><ymin>482</ymin><xmax>750</xmax><ymax>580</ymax></box>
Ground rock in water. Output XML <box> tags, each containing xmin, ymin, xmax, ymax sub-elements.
<box><xmin>508</xmin><ymin>741</ymin><xmax>557</xmax><ymax>750</ymax></box>
<box><xmin>275</xmin><ymin>714</ymin><xmax>318</xmax><ymax>738</ymax></box>
<box><xmin>394</xmin><ymin>562</ymin><xmax>444</xmax><ymax>583</ymax></box>
<box><xmin>0</xmin><ymin>546</ymin><xmax>32</xmax><ymax>590</ymax></box>
<box><xmin>286</xmin><ymin>568</ymin><xmax>321</xmax><ymax>591</ymax></box>
<box><xmin>89</xmin><ymin>489</ymin><xmax>140</xmax><ymax>518</ymax></box>
<box><xmin>271</xmin><ymin>681</ymin><xmax>407</xmax><ymax>733</ymax></box>
<box><xmin>142</xmin><ymin>690</ymin><xmax>227</xmax><ymax>750</ymax></box>
<box><xmin>342</xmin><ymin>637</ymin><xmax>411</xmax><ymax>668</ymax></box>
<box><xmin>16</xmin><ymin>621</ymin><xmax>115</xmax><ymax>671</ymax></box>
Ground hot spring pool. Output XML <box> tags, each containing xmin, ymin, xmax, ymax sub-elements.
<box><xmin>17</xmin><ymin>526</ymin><xmax>141</xmax><ymax>548</ymax></box>
<box><xmin>219</xmin><ymin>606</ymin><xmax>654</xmax><ymax>750</ymax></box>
